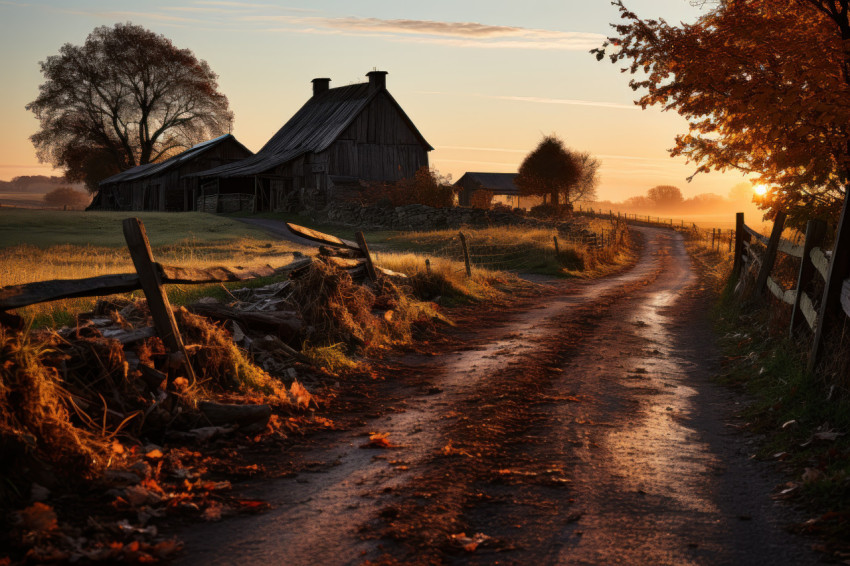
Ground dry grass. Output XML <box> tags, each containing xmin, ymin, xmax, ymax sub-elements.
<box><xmin>291</xmin><ymin>261</ymin><xmax>445</xmax><ymax>356</ymax></box>
<box><xmin>0</xmin><ymin>327</ymin><xmax>108</xmax><ymax>502</ymax></box>
<box><xmin>382</xmin><ymin>221</ymin><xmax>630</xmax><ymax>280</ymax></box>
<box><xmin>0</xmin><ymin>239</ymin><xmax>308</xmax><ymax>327</ymax></box>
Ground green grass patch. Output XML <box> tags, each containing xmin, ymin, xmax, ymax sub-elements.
<box><xmin>0</xmin><ymin>209</ymin><xmax>281</xmax><ymax>249</ymax></box>
<box><xmin>229</xmin><ymin>210</ymin><xmax>400</xmax><ymax>244</ymax></box>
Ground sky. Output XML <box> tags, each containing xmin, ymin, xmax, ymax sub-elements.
<box><xmin>0</xmin><ymin>0</ymin><xmax>753</xmax><ymax>202</ymax></box>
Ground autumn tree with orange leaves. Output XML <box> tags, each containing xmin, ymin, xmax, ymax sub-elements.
<box><xmin>594</xmin><ymin>0</ymin><xmax>850</xmax><ymax>228</ymax></box>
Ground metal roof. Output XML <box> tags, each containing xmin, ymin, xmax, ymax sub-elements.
<box><xmin>99</xmin><ymin>134</ymin><xmax>250</xmax><ymax>185</ymax></box>
<box><xmin>190</xmin><ymin>81</ymin><xmax>433</xmax><ymax>179</ymax></box>
<box><xmin>456</xmin><ymin>172</ymin><xmax>520</xmax><ymax>195</ymax></box>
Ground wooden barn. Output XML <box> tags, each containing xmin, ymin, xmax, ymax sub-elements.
<box><xmin>190</xmin><ymin>70</ymin><xmax>433</xmax><ymax>212</ymax></box>
<box><xmin>91</xmin><ymin>134</ymin><xmax>253</xmax><ymax>211</ymax></box>
<box><xmin>455</xmin><ymin>172</ymin><xmax>543</xmax><ymax>210</ymax></box>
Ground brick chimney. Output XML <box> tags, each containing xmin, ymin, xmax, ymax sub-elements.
<box><xmin>366</xmin><ymin>70</ymin><xmax>387</xmax><ymax>91</ymax></box>
<box><xmin>312</xmin><ymin>78</ymin><xmax>330</xmax><ymax>97</ymax></box>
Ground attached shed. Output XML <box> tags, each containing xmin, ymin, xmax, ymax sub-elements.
<box><xmin>455</xmin><ymin>172</ymin><xmax>543</xmax><ymax>210</ymax></box>
<box><xmin>91</xmin><ymin>134</ymin><xmax>253</xmax><ymax>211</ymax></box>
<box><xmin>190</xmin><ymin>70</ymin><xmax>433</xmax><ymax>212</ymax></box>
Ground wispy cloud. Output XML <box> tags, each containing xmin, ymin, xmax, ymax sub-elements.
<box><xmin>316</xmin><ymin>17</ymin><xmax>603</xmax><ymax>50</ymax></box>
<box><xmin>419</xmin><ymin>91</ymin><xmax>637</xmax><ymax>111</ymax></box>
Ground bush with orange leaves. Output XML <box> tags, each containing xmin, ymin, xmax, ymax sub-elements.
<box><xmin>362</xmin><ymin>167</ymin><xmax>456</xmax><ymax>209</ymax></box>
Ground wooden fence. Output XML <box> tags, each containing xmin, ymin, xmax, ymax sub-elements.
<box><xmin>0</xmin><ymin>218</ymin><xmax>384</xmax><ymax>380</ymax></box>
<box><xmin>732</xmin><ymin>208</ymin><xmax>850</xmax><ymax>372</ymax></box>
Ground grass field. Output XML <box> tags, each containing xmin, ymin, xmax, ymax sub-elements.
<box><xmin>0</xmin><ymin>210</ymin><xmax>313</xmax><ymax>326</ymax></box>
<box><xmin>0</xmin><ymin>209</ymin><xmax>634</xmax><ymax>326</ymax></box>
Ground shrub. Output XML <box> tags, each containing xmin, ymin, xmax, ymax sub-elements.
<box><xmin>362</xmin><ymin>167</ymin><xmax>456</xmax><ymax>208</ymax></box>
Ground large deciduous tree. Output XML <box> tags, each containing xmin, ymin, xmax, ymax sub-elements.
<box><xmin>516</xmin><ymin>136</ymin><xmax>598</xmax><ymax>208</ymax></box>
<box><xmin>27</xmin><ymin>23</ymin><xmax>233</xmax><ymax>191</ymax></box>
<box><xmin>593</xmin><ymin>0</ymin><xmax>850</xmax><ymax>228</ymax></box>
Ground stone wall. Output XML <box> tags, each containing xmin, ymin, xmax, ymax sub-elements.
<box><xmin>316</xmin><ymin>201</ymin><xmax>574</xmax><ymax>232</ymax></box>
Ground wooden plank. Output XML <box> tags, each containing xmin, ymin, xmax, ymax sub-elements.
<box><xmin>286</xmin><ymin>222</ymin><xmax>359</xmax><ymax>251</ymax></box>
<box><xmin>123</xmin><ymin>217</ymin><xmax>197</xmax><ymax>384</ymax></box>
<box><xmin>766</xmin><ymin>276</ymin><xmax>796</xmax><ymax>305</ymax></box>
<box><xmin>841</xmin><ymin>279</ymin><xmax>850</xmax><ymax>319</ymax></box>
<box><xmin>744</xmin><ymin>224</ymin><xmax>770</xmax><ymax>246</ymax></box>
<box><xmin>160</xmin><ymin>264</ymin><xmax>277</xmax><ymax>283</ymax></box>
<box><xmin>754</xmin><ymin>211</ymin><xmax>787</xmax><ymax>298</ymax></box>
<box><xmin>100</xmin><ymin>326</ymin><xmax>157</xmax><ymax>344</ymax></box>
<box><xmin>355</xmin><ymin>231</ymin><xmax>378</xmax><ymax>282</ymax></box>
<box><xmin>810</xmin><ymin>193</ymin><xmax>850</xmax><ymax>372</ymax></box>
<box><xmin>0</xmin><ymin>273</ymin><xmax>141</xmax><ymax>310</ymax></box>
<box><xmin>777</xmin><ymin>239</ymin><xmax>804</xmax><ymax>258</ymax></box>
<box><xmin>800</xmin><ymin>292</ymin><xmax>818</xmax><ymax>331</ymax></box>
<box><xmin>810</xmin><ymin>247</ymin><xmax>829</xmax><ymax>281</ymax></box>
<box><xmin>733</xmin><ymin>212</ymin><xmax>744</xmax><ymax>279</ymax></box>
<box><xmin>0</xmin><ymin>258</ymin><xmax>312</xmax><ymax>312</ymax></box>
<box><xmin>791</xmin><ymin>219</ymin><xmax>826</xmax><ymax>336</ymax></box>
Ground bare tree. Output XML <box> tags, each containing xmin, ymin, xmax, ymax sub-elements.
<box><xmin>27</xmin><ymin>23</ymin><xmax>233</xmax><ymax>191</ymax></box>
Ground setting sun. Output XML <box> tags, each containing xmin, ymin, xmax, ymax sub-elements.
<box><xmin>753</xmin><ymin>184</ymin><xmax>768</xmax><ymax>196</ymax></box>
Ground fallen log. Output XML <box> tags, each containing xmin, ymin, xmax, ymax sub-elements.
<box><xmin>188</xmin><ymin>302</ymin><xmax>302</xmax><ymax>345</ymax></box>
<box><xmin>199</xmin><ymin>401</ymin><xmax>271</xmax><ymax>431</ymax></box>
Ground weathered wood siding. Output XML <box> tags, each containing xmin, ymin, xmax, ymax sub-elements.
<box><xmin>102</xmin><ymin>137</ymin><xmax>253</xmax><ymax>212</ymax></box>
<box><xmin>328</xmin><ymin>92</ymin><xmax>429</xmax><ymax>182</ymax></box>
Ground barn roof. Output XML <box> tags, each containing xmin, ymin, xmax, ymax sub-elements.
<box><xmin>99</xmin><ymin>134</ymin><xmax>250</xmax><ymax>185</ymax></box>
<box><xmin>192</xmin><ymin>81</ymin><xmax>433</xmax><ymax>179</ymax></box>
<box><xmin>456</xmin><ymin>172</ymin><xmax>520</xmax><ymax>195</ymax></box>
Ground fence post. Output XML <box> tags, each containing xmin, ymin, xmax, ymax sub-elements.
<box><xmin>754</xmin><ymin>211</ymin><xmax>787</xmax><ymax>297</ymax></box>
<box><xmin>355</xmin><ymin>231</ymin><xmax>378</xmax><ymax>282</ymax></box>
<box><xmin>459</xmin><ymin>231</ymin><xmax>472</xmax><ymax>277</ymax></box>
<box><xmin>810</xmin><ymin>195</ymin><xmax>850</xmax><ymax>372</ymax></box>
<box><xmin>733</xmin><ymin>213</ymin><xmax>745</xmax><ymax>280</ymax></box>
<box><xmin>791</xmin><ymin>219</ymin><xmax>827</xmax><ymax>337</ymax></box>
<box><xmin>728</xmin><ymin>230</ymin><xmax>733</xmax><ymax>252</ymax></box>
<box><xmin>711</xmin><ymin>228</ymin><xmax>716</xmax><ymax>249</ymax></box>
<box><xmin>122</xmin><ymin>218</ymin><xmax>197</xmax><ymax>384</ymax></box>
<box><xmin>425</xmin><ymin>258</ymin><xmax>431</xmax><ymax>274</ymax></box>
<box><xmin>553</xmin><ymin>235</ymin><xmax>560</xmax><ymax>255</ymax></box>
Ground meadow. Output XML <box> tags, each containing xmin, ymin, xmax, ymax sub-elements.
<box><xmin>0</xmin><ymin>210</ymin><xmax>631</xmax><ymax>326</ymax></box>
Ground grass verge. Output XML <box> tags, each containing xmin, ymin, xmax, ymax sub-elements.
<box><xmin>688</xmin><ymin>236</ymin><xmax>850</xmax><ymax>558</ymax></box>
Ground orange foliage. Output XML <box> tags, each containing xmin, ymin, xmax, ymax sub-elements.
<box><xmin>362</xmin><ymin>167</ymin><xmax>456</xmax><ymax>208</ymax></box>
<box><xmin>469</xmin><ymin>189</ymin><xmax>494</xmax><ymax>209</ymax></box>
<box><xmin>596</xmin><ymin>0</ymin><xmax>850</xmax><ymax>227</ymax></box>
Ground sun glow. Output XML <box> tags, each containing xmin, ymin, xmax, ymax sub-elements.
<box><xmin>753</xmin><ymin>184</ymin><xmax>768</xmax><ymax>196</ymax></box>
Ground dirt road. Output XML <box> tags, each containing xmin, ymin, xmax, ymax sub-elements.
<box><xmin>175</xmin><ymin>227</ymin><xmax>817</xmax><ymax>565</ymax></box>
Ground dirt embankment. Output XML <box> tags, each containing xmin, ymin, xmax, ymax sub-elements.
<box><xmin>172</xmin><ymin>227</ymin><xmax>818</xmax><ymax>565</ymax></box>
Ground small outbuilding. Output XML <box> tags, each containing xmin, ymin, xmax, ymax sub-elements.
<box><xmin>91</xmin><ymin>134</ymin><xmax>253</xmax><ymax>211</ymax></box>
<box><xmin>455</xmin><ymin>172</ymin><xmax>543</xmax><ymax>210</ymax></box>
<box><xmin>189</xmin><ymin>70</ymin><xmax>433</xmax><ymax>213</ymax></box>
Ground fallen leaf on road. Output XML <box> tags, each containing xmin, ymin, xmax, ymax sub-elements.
<box><xmin>450</xmin><ymin>532</ymin><xmax>492</xmax><ymax>552</ymax></box>
<box><xmin>362</xmin><ymin>432</ymin><xmax>395</xmax><ymax>449</ymax></box>
<box><xmin>442</xmin><ymin>440</ymin><xmax>471</xmax><ymax>457</ymax></box>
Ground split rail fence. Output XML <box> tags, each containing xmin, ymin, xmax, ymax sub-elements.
<box><xmin>732</xmin><ymin>208</ymin><xmax>850</xmax><ymax>372</ymax></box>
<box><xmin>0</xmin><ymin>218</ymin><xmax>384</xmax><ymax>381</ymax></box>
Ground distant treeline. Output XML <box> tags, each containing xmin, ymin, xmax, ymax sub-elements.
<box><xmin>588</xmin><ymin>183</ymin><xmax>761</xmax><ymax>217</ymax></box>
<box><xmin>0</xmin><ymin>175</ymin><xmax>85</xmax><ymax>194</ymax></box>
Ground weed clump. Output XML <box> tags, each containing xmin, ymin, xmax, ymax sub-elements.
<box><xmin>0</xmin><ymin>328</ymin><xmax>106</xmax><ymax>504</ymax></box>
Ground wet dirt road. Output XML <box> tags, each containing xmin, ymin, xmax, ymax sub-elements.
<box><xmin>175</xmin><ymin>227</ymin><xmax>817</xmax><ymax>565</ymax></box>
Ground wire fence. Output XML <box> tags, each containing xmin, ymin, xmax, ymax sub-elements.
<box><xmin>387</xmin><ymin>220</ymin><xmax>628</xmax><ymax>275</ymax></box>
